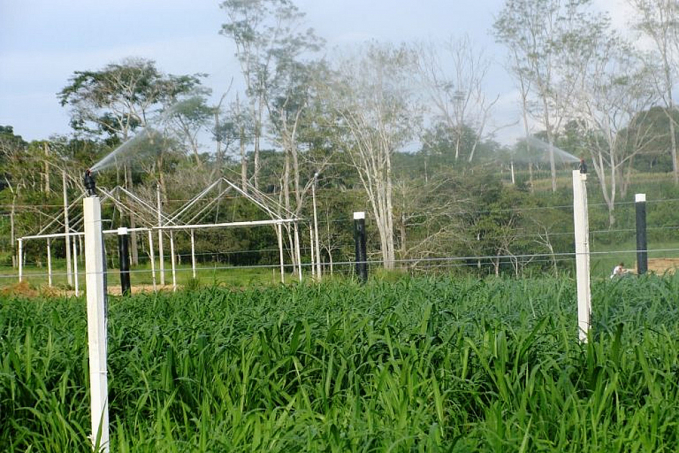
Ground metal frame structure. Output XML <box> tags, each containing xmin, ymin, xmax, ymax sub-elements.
<box><xmin>16</xmin><ymin>177</ymin><xmax>304</xmax><ymax>290</ymax></box>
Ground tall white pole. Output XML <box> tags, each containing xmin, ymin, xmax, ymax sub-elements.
<box><xmin>63</xmin><ymin>171</ymin><xmax>73</xmax><ymax>286</ymax></box>
<box><xmin>277</xmin><ymin>223</ymin><xmax>285</xmax><ymax>284</ymax></box>
<box><xmin>73</xmin><ymin>236</ymin><xmax>79</xmax><ymax>297</ymax></box>
<box><xmin>18</xmin><ymin>239</ymin><xmax>23</xmax><ymax>283</ymax></box>
<box><xmin>47</xmin><ymin>239</ymin><xmax>53</xmax><ymax>287</ymax></box>
<box><xmin>309</xmin><ymin>226</ymin><xmax>316</xmax><ymax>279</ymax></box>
<box><xmin>312</xmin><ymin>174</ymin><xmax>322</xmax><ymax>280</ymax></box>
<box><xmin>83</xmin><ymin>195</ymin><xmax>110</xmax><ymax>452</ymax></box>
<box><xmin>170</xmin><ymin>232</ymin><xmax>177</xmax><ymax>292</ymax></box>
<box><xmin>572</xmin><ymin>170</ymin><xmax>591</xmax><ymax>343</ymax></box>
<box><xmin>157</xmin><ymin>184</ymin><xmax>165</xmax><ymax>286</ymax></box>
<box><xmin>294</xmin><ymin>222</ymin><xmax>302</xmax><ymax>281</ymax></box>
<box><xmin>148</xmin><ymin>230</ymin><xmax>157</xmax><ymax>291</ymax></box>
<box><xmin>190</xmin><ymin>229</ymin><xmax>196</xmax><ymax>279</ymax></box>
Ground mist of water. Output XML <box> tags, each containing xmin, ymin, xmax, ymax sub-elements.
<box><xmin>515</xmin><ymin>136</ymin><xmax>581</xmax><ymax>165</ymax></box>
<box><xmin>89</xmin><ymin>97</ymin><xmax>205</xmax><ymax>175</ymax></box>
<box><xmin>89</xmin><ymin>127</ymin><xmax>165</xmax><ymax>174</ymax></box>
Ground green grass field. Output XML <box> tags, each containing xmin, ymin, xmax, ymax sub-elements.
<box><xmin>2</xmin><ymin>275</ymin><xmax>679</xmax><ymax>451</ymax></box>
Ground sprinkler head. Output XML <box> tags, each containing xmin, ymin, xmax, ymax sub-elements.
<box><xmin>84</xmin><ymin>169</ymin><xmax>97</xmax><ymax>196</ymax></box>
<box><xmin>579</xmin><ymin>159</ymin><xmax>588</xmax><ymax>174</ymax></box>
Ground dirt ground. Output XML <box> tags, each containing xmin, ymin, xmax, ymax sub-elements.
<box><xmin>1</xmin><ymin>282</ymin><xmax>179</xmax><ymax>298</ymax></box>
<box><xmin>646</xmin><ymin>258</ymin><xmax>679</xmax><ymax>275</ymax></box>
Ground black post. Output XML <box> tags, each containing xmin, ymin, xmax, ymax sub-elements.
<box><xmin>118</xmin><ymin>227</ymin><xmax>131</xmax><ymax>295</ymax></box>
<box><xmin>354</xmin><ymin>212</ymin><xmax>368</xmax><ymax>282</ymax></box>
<box><xmin>636</xmin><ymin>194</ymin><xmax>647</xmax><ymax>275</ymax></box>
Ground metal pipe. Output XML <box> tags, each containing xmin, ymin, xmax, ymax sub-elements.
<box><xmin>148</xmin><ymin>229</ymin><xmax>157</xmax><ymax>291</ymax></box>
<box><xmin>47</xmin><ymin>238</ymin><xmax>53</xmax><ymax>287</ymax></box>
<box><xmin>18</xmin><ymin>239</ymin><xmax>23</xmax><ymax>283</ymax></box>
<box><xmin>190</xmin><ymin>229</ymin><xmax>196</xmax><ymax>279</ymax></box>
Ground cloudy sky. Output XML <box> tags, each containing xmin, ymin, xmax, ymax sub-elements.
<box><xmin>0</xmin><ymin>0</ymin><xmax>633</xmax><ymax>145</ymax></box>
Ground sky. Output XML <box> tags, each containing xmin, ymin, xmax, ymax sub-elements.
<box><xmin>0</xmin><ymin>0</ymin><xmax>634</xmax><ymax>146</ymax></box>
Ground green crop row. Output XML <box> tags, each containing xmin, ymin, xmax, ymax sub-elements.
<box><xmin>2</xmin><ymin>275</ymin><xmax>679</xmax><ymax>452</ymax></box>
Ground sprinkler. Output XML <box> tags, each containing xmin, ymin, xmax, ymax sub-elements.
<box><xmin>579</xmin><ymin>159</ymin><xmax>588</xmax><ymax>174</ymax></box>
<box><xmin>84</xmin><ymin>169</ymin><xmax>96</xmax><ymax>196</ymax></box>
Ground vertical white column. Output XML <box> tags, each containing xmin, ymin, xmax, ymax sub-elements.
<box><xmin>47</xmin><ymin>239</ymin><xmax>53</xmax><ymax>287</ymax></box>
<box><xmin>309</xmin><ymin>226</ymin><xmax>316</xmax><ymax>279</ymax></box>
<box><xmin>63</xmin><ymin>171</ymin><xmax>73</xmax><ymax>286</ymax></box>
<box><xmin>18</xmin><ymin>239</ymin><xmax>23</xmax><ymax>283</ymax></box>
<box><xmin>148</xmin><ymin>230</ymin><xmax>157</xmax><ymax>291</ymax></box>
<box><xmin>73</xmin><ymin>238</ymin><xmax>79</xmax><ymax>297</ymax></box>
<box><xmin>190</xmin><ymin>229</ymin><xmax>196</xmax><ymax>279</ymax></box>
<box><xmin>170</xmin><ymin>232</ymin><xmax>177</xmax><ymax>292</ymax></box>
<box><xmin>294</xmin><ymin>222</ymin><xmax>302</xmax><ymax>281</ymax></box>
<box><xmin>277</xmin><ymin>223</ymin><xmax>285</xmax><ymax>284</ymax></box>
<box><xmin>83</xmin><ymin>196</ymin><xmax>109</xmax><ymax>452</ymax></box>
<box><xmin>157</xmin><ymin>185</ymin><xmax>165</xmax><ymax>286</ymax></box>
<box><xmin>572</xmin><ymin>170</ymin><xmax>591</xmax><ymax>343</ymax></box>
<box><xmin>312</xmin><ymin>174</ymin><xmax>322</xmax><ymax>279</ymax></box>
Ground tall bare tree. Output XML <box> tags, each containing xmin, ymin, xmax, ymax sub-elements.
<box><xmin>417</xmin><ymin>35</ymin><xmax>498</xmax><ymax>163</ymax></box>
<box><xmin>325</xmin><ymin>44</ymin><xmax>419</xmax><ymax>269</ymax></box>
<box><xmin>629</xmin><ymin>0</ymin><xmax>679</xmax><ymax>183</ymax></box>
<box><xmin>220</xmin><ymin>0</ymin><xmax>323</xmax><ymax>191</ymax></box>
<box><xmin>494</xmin><ymin>0</ymin><xmax>605</xmax><ymax>191</ymax></box>
<box><xmin>566</xmin><ymin>36</ymin><xmax>657</xmax><ymax>225</ymax></box>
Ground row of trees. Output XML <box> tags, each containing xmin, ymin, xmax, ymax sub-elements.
<box><xmin>2</xmin><ymin>0</ymin><xmax>679</xmax><ymax>275</ymax></box>
<box><xmin>494</xmin><ymin>0</ymin><xmax>679</xmax><ymax>226</ymax></box>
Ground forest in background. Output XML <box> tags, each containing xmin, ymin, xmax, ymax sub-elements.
<box><xmin>2</xmin><ymin>0</ymin><xmax>679</xmax><ymax>278</ymax></box>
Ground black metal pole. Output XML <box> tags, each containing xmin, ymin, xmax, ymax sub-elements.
<box><xmin>354</xmin><ymin>213</ymin><xmax>367</xmax><ymax>282</ymax></box>
<box><xmin>354</xmin><ymin>212</ymin><xmax>367</xmax><ymax>283</ymax></box>
<box><xmin>118</xmin><ymin>228</ymin><xmax>131</xmax><ymax>295</ymax></box>
<box><xmin>636</xmin><ymin>194</ymin><xmax>647</xmax><ymax>275</ymax></box>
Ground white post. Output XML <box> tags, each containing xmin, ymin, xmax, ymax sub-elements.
<box><xmin>312</xmin><ymin>174</ymin><xmax>322</xmax><ymax>280</ymax></box>
<box><xmin>170</xmin><ymin>232</ymin><xmax>177</xmax><ymax>292</ymax></box>
<box><xmin>83</xmin><ymin>196</ymin><xmax>110</xmax><ymax>452</ymax></box>
<box><xmin>148</xmin><ymin>230</ymin><xmax>157</xmax><ymax>291</ymax></box>
<box><xmin>190</xmin><ymin>229</ymin><xmax>196</xmax><ymax>279</ymax></box>
<box><xmin>47</xmin><ymin>239</ymin><xmax>53</xmax><ymax>287</ymax></box>
<box><xmin>73</xmin><ymin>236</ymin><xmax>79</xmax><ymax>297</ymax></box>
<box><xmin>294</xmin><ymin>222</ymin><xmax>302</xmax><ymax>281</ymax></box>
<box><xmin>63</xmin><ymin>171</ymin><xmax>73</xmax><ymax>286</ymax></box>
<box><xmin>277</xmin><ymin>223</ymin><xmax>285</xmax><ymax>284</ymax></box>
<box><xmin>309</xmin><ymin>225</ymin><xmax>316</xmax><ymax>279</ymax></box>
<box><xmin>572</xmin><ymin>170</ymin><xmax>591</xmax><ymax>343</ymax></box>
<box><xmin>18</xmin><ymin>238</ymin><xmax>23</xmax><ymax>283</ymax></box>
<box><xmin>157</xmin><ymin>184</ymin><xmax>165</xmax><ymax>286</ymax></box>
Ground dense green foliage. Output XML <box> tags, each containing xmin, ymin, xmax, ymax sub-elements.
<box><xmin>2</xmin><ymin>276</ymin><xmax>679</xmax><ymax>451</ymax></box>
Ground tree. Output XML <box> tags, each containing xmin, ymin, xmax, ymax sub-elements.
<box><xmin>0</xmin><ymin>126</ymin><xmax>29</xmax><ymax>267</ymax></box>
<box><xmin>562</xmin><ymin>25</ymin><xmax>658</xmax><ymax>225</ymax></box>
<box><xmin>417</xmin><ymin>35</ymin><xmax>498</xmax><ymax>164</ymax></box>
<box><xmin>220</xmin><ymin>0</ymin><xmax>324</xmax><ymax>191</ymax></box>
<box><xmin>493</xmin><ymin>0</ymin><xmax>605</xmax><ymax>192</ymax></box>
<box><xmin>325</xmin><ymin>43</ymin><xmax>419</xmax><ymax>269</ymax></box>
<box><xmin>162</xmin><ymin>93</ymin><xmax>214</xmax><ymax>168</ymax></box>
<box><xmin>629</xmin><ymin>0</ymin><xmax>679</xmax><ymax>183</ymax></box>
<box><xmin>58</xmin><ymin>58</ymin><xmax>206</xmax><ymax>264</ymax></box>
